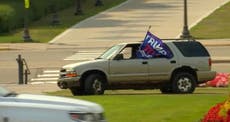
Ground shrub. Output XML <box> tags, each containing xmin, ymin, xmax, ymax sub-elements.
<box><xmin>0</xmin><ymin>2</ymin><xmax>22</xmax><ymax>32</ymax></box>
<box><xmin>202</xmin><ymin>98</ymin><xmax>230</xmax><ymax>122</ymax></box>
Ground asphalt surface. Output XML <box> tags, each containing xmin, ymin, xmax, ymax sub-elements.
<box><xmin>1</xmin><ymin>0</ymin><xmax>230</xmax><ymax>94</ymax></box>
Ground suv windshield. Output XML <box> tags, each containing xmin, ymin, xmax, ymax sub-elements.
<box><xmin>97</xmin><ymin>45</ymin><xmax>123</xmax><ymax>59</ymax></box>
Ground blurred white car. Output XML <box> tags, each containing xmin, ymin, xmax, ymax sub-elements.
<box><xmin>0</xmin><ymin>87</ymin><xmax>106</xmax><ymax>122</ymax></box>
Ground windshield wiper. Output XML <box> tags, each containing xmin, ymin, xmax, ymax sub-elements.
<box><xmin>4</xmin><ymin>92</ymin><xmax>18</xmax><ymax>97</ymax></box>
<box><xmin>95</xmin><ymin>57</ymin><xmax>103</xmax><ymax>60</ymax></box>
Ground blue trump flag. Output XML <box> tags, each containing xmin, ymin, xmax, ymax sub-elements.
<box><xmin>137</xmin><ymin>31</ymin><xmax>173</xmax><ymax>59</ymax></box>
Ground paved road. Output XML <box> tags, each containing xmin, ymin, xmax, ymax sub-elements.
<box><xmin>206</xmin><ymin>46</ymin><xmax>230</xmax><ymax>59</ymax></box>
<box><xmin>0</xmin><ymin>43</ymin><xmax>107</xmax><ymax>84</ymax></box>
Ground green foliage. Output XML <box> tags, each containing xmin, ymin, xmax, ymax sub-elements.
<box><xmin>0</xmin><ymin>1</ymin><xmax>23</xmax><ymax>32</ymax></box>
<box><xmin>191</xmin><ymin>2</ymin><xmax>230</xmax><ymax>39</ymax></box>
<box><xmin>0</xmin><ymin>0</ymin><xmax>74</xmax><ymax>33</ymax></box>
<box><xmin>48</xmin><ymin>88</ymin><xmax>229</xmax><ymax>122</ymax></box>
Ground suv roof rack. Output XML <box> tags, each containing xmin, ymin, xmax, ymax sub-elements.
<box><xmin>161</xmin><ymin>38</ymin><xmax>196</xmax><ymax>41</ymax></box>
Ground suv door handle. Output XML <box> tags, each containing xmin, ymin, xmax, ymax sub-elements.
<box><xmin>170</xmin><ymin>60</ymin><xmax>176</xmax><ymax>64</ymax></box>
<box><xmin>142</xmin><ymin>61</ymin><xmax>148</xmax><ymax>64</ymax></box>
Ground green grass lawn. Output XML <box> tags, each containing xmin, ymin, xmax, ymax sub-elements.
<box><xmin>0</xmin><ymin>0</ymin><xmax>126</xmax><ymax>43</ymax></box>
<box><xmin>48</xmin><ymin>88</ymin><xmax>230</xmax><ymax>122</ymax></box>
<box><xmin>190</xmin><ymin>1</ymin><xmax>230</xmax><ymax>39</ymax></box>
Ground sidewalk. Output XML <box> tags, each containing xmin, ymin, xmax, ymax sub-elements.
<box><xmin>1</xmin><ymin>83</ymin><xmax>60</xmax><ymax>94</ymax></box>
<box><xmin>50</xmin><ymin>0</ymin><xmax>230</xmax><ymax>47</ymax></box>
<box><xmin>199</xmin><ymin>39</ymin><xmax>230</xmax><ymax>47</ymax></box>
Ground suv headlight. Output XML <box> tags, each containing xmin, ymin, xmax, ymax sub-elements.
<box><xmin>65</xmin><ymin>70</ymin><xmax>78</xmax><ymax>77</ymax></box>
<box><xmin>61</xmin><ymin>68</ymin><xmax>78</xmax><ymax>78</ymax></box>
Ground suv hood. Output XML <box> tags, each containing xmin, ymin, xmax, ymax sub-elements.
<box><xmin>63</xmin><ymin>59</ymin><xmax>105</xmax><ymax>69</ymax></box>
<box><xmin>11</xmin><ymin>94</ymin><xmax>104</xmax><ymax>113</ymax></box>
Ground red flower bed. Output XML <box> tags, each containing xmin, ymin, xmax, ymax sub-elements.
<box><xmin>202</xmin><ymin>102</ymin><xmax>225</xmax><ymax>122</ymax></box>
<box><xmin>202</xmin><ymin>100</ymin><xmax>230</xmax><ymax>122</ymax></box>
<box><xmin>206</xmin><ymin>73</ymin><xmax>230</xmax><ymax>87</ymax></box>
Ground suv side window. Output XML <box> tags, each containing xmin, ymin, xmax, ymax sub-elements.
<box><xmin>173</xmin><ymin>41</ymin><xmax>210</xmax><ymax>57</ymax></box>
<box><xmin>120</xmin><ymin>47</ymin><xmax>132</xmax><ymax>59</ymax></box>
<box><xmin>119</xmin><ymin>44</ymin><xmax>140</xmax><ymax>60</ymax></box>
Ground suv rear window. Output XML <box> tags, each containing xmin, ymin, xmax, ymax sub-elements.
<box><xmin>173</xmin><ymin>41</ymin><xmax>210</xmax><ymax>57</ymax></box>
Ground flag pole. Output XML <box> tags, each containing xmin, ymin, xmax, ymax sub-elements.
<box><xmin>141</xmin><ymin>26</ymin><xmax>152</xmax><ymax>42</ymax></box>
<box><xmin>148</xmin><ymin>25</ymin><xmax>152</xmax><ymax>32</ymax></box>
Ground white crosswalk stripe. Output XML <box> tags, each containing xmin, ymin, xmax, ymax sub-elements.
<box><xmin>30</xmin><ymin>81</ymin><xmax>58</xmax><ymax>85</ymax></box>
<box><xmin>43</xmin><ymin>70</ymin><xmax>59</xmax><ymax>73</ymax></box>
<box><xmin>31</xmin><ymin>77</ymin><xmax>58</xmax><ymax>81</ymax></box>
<box><xmin>37</xmin><ymin>74</ymin><xmax>59</xmax><ymax>78</ymax></box>
<box><xmin>64</xmin><ymin>52</ymin><xmax>102</xmax><ymax>61</ymax></box>
<box><xmin>30</xmin><ymin>70</ymin><xmax>59</xmax><ymax>84</ymax></box>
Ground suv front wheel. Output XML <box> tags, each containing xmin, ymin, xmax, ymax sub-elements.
<box><xmin>172</xmin><ymin>73</ymin><xmax>196</xmax><ymax>94</ymax></box>
<box><xmin>84</xmin><ymin>74</ymin><xmax>106</xmax><ymax>95</ymax></box>
<box><xmin>160</xmin><ymin>83</ymin><xmax>173</xmax><ymax>94</ymax></box>
<box><xmin>70</xmin><ymin>87</ymin><xmax>84</xmax><ymax>96</ymax></box>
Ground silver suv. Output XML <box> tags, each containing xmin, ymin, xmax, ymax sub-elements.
<box><xmin>58</xmin><ymin>41</ymin><xmax>216</xmax><ymax>95</ymax></box>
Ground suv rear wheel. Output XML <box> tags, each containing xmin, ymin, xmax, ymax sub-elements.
<box><xmin>172</xmin><ymin>73</ymin><xmax>196</xmax><ymax>93</ymax></box>
<box><xmin>84</xmin><ymin>74</ymin><xmax>106</xmax><ymax>95</ymax></box>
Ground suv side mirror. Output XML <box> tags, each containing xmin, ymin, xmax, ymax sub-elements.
<box><xmin>114</xmin><ymin>54</ymin><xmax>124</xmax><ymax>60</ymax></box>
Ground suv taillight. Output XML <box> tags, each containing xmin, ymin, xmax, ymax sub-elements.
<box><xmin>209</xmin><ymin>58</ymin><xmax>212</xmax><ymax>66</ymax></box>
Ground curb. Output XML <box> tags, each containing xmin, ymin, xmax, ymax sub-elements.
<box><xmin>198</xmin><ymin>39</ymin><xmax>230</xmax><ymax>47</ymax></box>
<box><xmin>212</xmin><ymin>57</ymin><xmax>230</xmax><ymax>63</ymax></box>
<box><xmin>212</xmin><ymin>59</ymin><xmax>230</xmax><ymax>63</ymax></box>
<box><xmin>0</xmin><ymin>47</ymin><xmax>11</xmax><ymax>51</ymax></box>
<box><xmin>202</xmin><ymin>43</ymin><xmax>230</xmax><ymax>47</ymax></box>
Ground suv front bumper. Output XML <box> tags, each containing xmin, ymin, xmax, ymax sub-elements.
<box><xmin>57</xmin><ymin>77</ymin><xmax>81</xmax><ymax>89</ymax></box>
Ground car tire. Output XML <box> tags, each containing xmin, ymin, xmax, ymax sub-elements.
<box><xmin>84</xmin><ymin>74</ymin><xmax>106</xmax><ymax>95</ymax></box>
<box><xmin>69</xmin><ymin>87</ymin><xmax>84</xmax><ymax>96</ymax></box>
<box><xmin>172</xmin><ymin>72</ymin><xmax>196</xmax><ymax>94</ymax></box>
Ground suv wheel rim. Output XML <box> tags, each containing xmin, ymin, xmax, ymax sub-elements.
<box><xmin>177</xmin><ymin>77</ymin><xmax>192</xmax><ymax>92</ymax></box>
<box><xmin>93</xmin><ymin>79</ymin><xmax>102</xmax><ymax>93</ymax></box>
